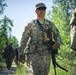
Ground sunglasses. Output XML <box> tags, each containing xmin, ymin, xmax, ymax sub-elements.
<box><xmin>37</xmin><ymin>7</ymin><xmax>46</xmax><ymax>10</ymax></box>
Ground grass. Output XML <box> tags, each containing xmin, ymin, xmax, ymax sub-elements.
<box><xmin>50</xmin><ymin>65</ymin><xmax>71</xmax><ymax>75</ymax></box>
<box><xmin>15</xmin><ymin>63</ymin><xmax>26</xmax><ymax>75</ymax></box>
<box><xmin>0</xmin><ymin>61</ymin><xmax>6</xmax><ymax>71</ymax></box>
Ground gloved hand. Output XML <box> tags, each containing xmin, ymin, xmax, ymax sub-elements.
<box><xmin>52</xmin><ymin>42</ymin><xmax>60</xmax><ymax>50</ymax></box>
<box><xmin>18</xmin><ymin>47</ymin><xmax>25</xmax><ymax>64</ymax></box>
<box><xmin>19</xmin><ymin>53</ymin><xmax>25</xmax><ymax>64</ymax></box>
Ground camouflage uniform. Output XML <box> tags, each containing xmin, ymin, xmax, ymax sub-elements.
<box><xmin>70</xmin><ymin>8</ymin><xmax>76</xmax><ymax>51</ymax></box>
<box><xmin>19</xmin><ymin>18</ymin><xmax>62</xmax><ymax>75</ymax></box>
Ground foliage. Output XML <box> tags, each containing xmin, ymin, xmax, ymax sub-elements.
<box><xmin>16</xmin><ymin>63</ymin><xmax>26</xmax><ymax>75</ymax></box>
<box><xmin>0</xmin><ymin>0</ymin><xmax>19</xmax><ymax>68</ymax></box>
<box><xmin>0</xmin><ymin>0</ymin><xmax>7</xmax><ymax>15</ymax></box>
<box><xmin>0</xmin><ymin>16</ymin><xmax>13</xmax><ymax>50</ymax></box>
<box><xmin>46</xmin><ymin>0</ymin><xmax>76</xmax><ymax>75</ymax></box>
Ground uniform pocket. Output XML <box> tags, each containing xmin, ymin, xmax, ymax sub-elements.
<box><xmin>29</xmin><ymin>44</ymin><xmax>36</xmax><ymax>52</ymax></box>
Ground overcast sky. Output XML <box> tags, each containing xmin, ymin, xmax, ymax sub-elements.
<box><xmin>1</xmin><ymin>0</ymin><xmax>53</xmax><ymax>44</ymax></box>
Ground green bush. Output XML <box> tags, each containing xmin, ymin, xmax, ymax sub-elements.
<box><xmin>16</xmin><ymin>63</ymin><xmax>26</xmax><ymax>75</ymax></box>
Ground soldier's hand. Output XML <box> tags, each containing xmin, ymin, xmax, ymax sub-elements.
<box><xmin>52</xmin><ymin>42</ymin><xmax>60</xmax><ymax>50</ymax></box>
<box><xmin>19</xmin><ymin>53</ymin><xmax>25</xmax><ymax>64</ymax></box>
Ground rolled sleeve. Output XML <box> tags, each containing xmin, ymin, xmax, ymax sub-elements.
<box><xmin>20</xmin><ymin>24</ymin><xmax>31</xmax><ymax>51</ymax></box>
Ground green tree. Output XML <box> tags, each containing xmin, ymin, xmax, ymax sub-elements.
<box><xmin>0</xmin><ymin>16</ymin><xmax>13</xmax><ymax>45</ymax></box>
<box><xmin>0</xmin><ymin>0</ymin><xmax>7</xmax><ymax>15</ymax></box>
<box><xmin>0</xmin><ymin>16</ymin><xmax>13</xmax><ymax>63</ymax></box>
<box><xmin>0</xmin><ymin>0</ymin><xmax>19</xmax><ymax>69</ymax></box>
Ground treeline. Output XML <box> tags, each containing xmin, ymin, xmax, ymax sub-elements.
<box><xmin>47</xmin><ymin>0</ymin><xmax>76</xmax><ymax>75</ymax></box>
<box><xmin>0</xmin><ymin>0</ymin><xmax>18</xmax><ymax>63</ymax></box>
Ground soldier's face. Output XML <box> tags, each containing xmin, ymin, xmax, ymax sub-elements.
<box><xmin>35</xmin><ymin>7</ymin><xmax>46</xmax><ymax>17</ymax></box>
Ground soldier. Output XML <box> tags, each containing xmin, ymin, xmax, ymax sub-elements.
<box><xmin>4</xmin><ymin>43</ymin><xmax>14</xmax><ymax>70</ymax></box>
<box><xmin>70</xmin><ymin>8</ymin><xmax>76</xmax><ymax>55</ymax></box>
<box><xmin>15</xmin><ymin>44</ymin><xmax>19</xmax><ymax>66</ymax></box>
<box><xmin>19</xmin><ymin>3</ymin><xmax>62</xmax><ymax>75</ymax></box>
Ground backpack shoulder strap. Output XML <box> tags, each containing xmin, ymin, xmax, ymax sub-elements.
<box><xmin>36</xmin><ymin>19</ymin><xmax>44</xmax><ymax>31</ymax></box>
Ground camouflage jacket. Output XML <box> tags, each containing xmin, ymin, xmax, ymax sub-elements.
<box><xmin>20</xmin><ymin>19</ymin><xmax>62</xmax><ymax>52</ymax></box>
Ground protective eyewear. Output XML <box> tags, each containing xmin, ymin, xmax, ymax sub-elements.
<box><xmin>37</xmin><ymin>7</ymin><xmax>46</xmax><ymax>10</ymax></box>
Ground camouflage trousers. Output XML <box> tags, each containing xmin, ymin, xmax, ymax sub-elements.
<box><xmin>70</xmin><ymin>26</ymin><xmax>76</xmax><ymax>51</ymax></box>
<box><xmin>30</xmin><ymin>50</ymin><xmax>51</xmax><ymax>75</ymax></box>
